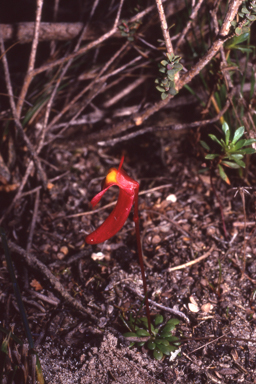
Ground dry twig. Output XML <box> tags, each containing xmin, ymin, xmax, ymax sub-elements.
<box><xmin>8</xmin><ymin>241</ymin><xmax>97</xmax><ymax>320</ymax></box>
<box><xmin>168</xmin><ymin>245</ymin><xmax>215</xmax><ymax>272</ymax></box>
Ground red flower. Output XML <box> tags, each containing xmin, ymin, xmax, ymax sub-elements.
<box><xmin>85</xmin><ymin>156</ymin><xmax>139</xmax><ymax>244</ymax></box>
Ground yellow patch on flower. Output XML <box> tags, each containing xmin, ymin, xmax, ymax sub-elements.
<box><xmin>105</xmin><ymin>169</ymin><xmax>118</xmax><ymax>184</ymax></box>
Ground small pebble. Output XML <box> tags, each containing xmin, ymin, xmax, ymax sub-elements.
<box><xmin>188</xmin><ymin>303</ymin><xmax>200</xmax><ymax>313</ymax></box>
<box><xmin>152</xmin><ymin>235</ymin><xmax>161</xmax><ymax>245</ymax></box>
<box><xmin>166</xmin><ymin>194</ymin><xmax>177</xmax><ymax>203</ymax></box>
<box><xmin>206</xmin><ymin>226</ymin><xmax>215</xmax><ymax>236</ymax></box>
<box><xmin>52</xmin><ymin>245</ymin><xmax>58</xmax><ymax>252</ymax></box>
<box><xmin>91</xmin><ymin>252</ymin><xmax>105</xmax><ymax>261</ymax></box>
<box><xmin>201</xmin><ymin>303</ymin><xmax>213</xmax><ymax>313</ymax></box>
<box><xmin>60</xmin><ymin>246</ymin><xmax>69</xmax><ymax>256</ymax></box>
<box><xmin>57</xmin><ymin>252</ymin><xmax>65</xmax><ymax>260</ymax></box>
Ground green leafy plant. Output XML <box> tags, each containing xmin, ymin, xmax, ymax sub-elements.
<box><xmin>118</xmin><ymin>19</ymin><xmax>142</xmax><ymax>41</ymax></box>
<box><xmin>155</xmin><ymin>53</ymin><xmax>183</xmax><ymax>100</ymax></box>
<box><xmin>122</xmin><ymin>314</ymin><xmax>181</xmax><ymax>361</ymax></box>
<box><xmin>200</xmin><ymin>121</ymin><xmax>256</xmax><ymax>185</ymax></box>
<box><xmin>231</xmin><ymin>0</ymin><xmax>256</xmax><ymax>35</ymax></box>
<box><xmin>224</xmin><ymin>32</ymin><xmax>254</xmax><ymax>53</ymax></box>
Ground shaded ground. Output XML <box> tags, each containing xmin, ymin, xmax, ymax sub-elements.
<box><xmin>1</xmin><ymin>2</ymin><xmax>256</xmax><ymax>382</ymax></box>
<box><xmin>1</xmin><ymin>128</ymin><xmax>256</xmax><ymax>383</ymax></box>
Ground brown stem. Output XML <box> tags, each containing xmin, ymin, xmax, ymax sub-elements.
<box><xmin>134</xmin><ymin>187</ymin><xmax>151</xmax><ymax>335</ymax></box>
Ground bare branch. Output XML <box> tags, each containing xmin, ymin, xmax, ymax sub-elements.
<box><xmin>176</xmin><ymin>0</ymin><xmax>205</xmax><ymax>48</ymax></box>
<box><xmin>155</xmin><ymin>0</ymin><xmax>174</xmax><ymax>55</ymax></box>
<box><xmin>16</xmin><ymin>0</ymin><xmax>44</xmax><ymax>117</ymax></box>
<box><xmin>0</xmin><ymin>35</ymin><xmax>47</xmax><ymax>189</ymax></box>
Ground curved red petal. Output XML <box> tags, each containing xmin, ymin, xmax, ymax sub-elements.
<box><xmin>85</xmin><ymin>189</ymin><xmax>134</xmax><ymax>244</ymax></box>
<box><xmin>90</xmin><ymin>184</ymin><xmax>113</xmax><ymax>207</ymax></box>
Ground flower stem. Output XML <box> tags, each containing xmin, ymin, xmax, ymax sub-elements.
<box><xmin>134</xmin><ymin>188</ymin><xmax>152</xmax><ymax>335</ymax></box>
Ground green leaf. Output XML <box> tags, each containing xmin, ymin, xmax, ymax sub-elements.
<box><xmin>222</xmin><ymin>121</ymin><xmax>229</xmax><ymax>135</ymax></box>
<box><xmin>157</xmin><ymin>343</ymin><xmax>176</xmax><ymax>356</ymax></box>
<box><xmin>137</xmin><ymin>341</ymin><xmax>145</xmax><ymax>346</ymax></box>
<box><xmin>232</xmin><ymin>139</ymin><xmax>246</xmax><ymax>151</ymax></box>
<box><xmin>230</xmin><ymin>153</ymin><xmax>243</xmax><ymax>160</ymax></box>
<box><xmin>166</xmin><ymin>319</ymin><xmax>180</xmax><ymax>326</ymax></box>
<box><xmin>232</xmin><ymin>158</ymin><xmax>246</xmax><ymax>168</ymax></box>
<box><xmin>235</xmin><ymin>27</ymin><xmax>243</xmax><ymax>36</ymax></box>
<box><xmin>241</xmin><ymin>26</ymin><xmax>250</xmax><ymax>33</ymax></box>
<box><xmin>161</xmin><ymin>92</ymin><xmax>169</xmax><ymax>100</ymax></box>
<box><xmin>200</xmin><ymin>140</ymin><xmax>210</xmax><ymax>150</ymax></box>
<box><xmin>246</xmin><ymin>14</ymin><xmax>256</xmax><ymax>21</ymax></box>
<box><xmin>154</xmin><ymin>314</ymin><xmax>164</xmax><ymax>326</ymax></box>
<box><xmin>167</xmin><ymin>70</ymin><xmax>175</xmax><ymax>80</ymax></box>
<box><xmin>159</xmin><ymin>323</ymin><xmax>176</xmax><ymax>335</ymax></box>
<box><xmin>165</xmin><ymin>336</ymin><xmax>180</xmax><ymax>343</ymax></box>
<box><xmin>160</xmin><ymin>60</ymin><xmax>168</xmax><ymax>66</ymax></box>
<box><xmin>123</xmin><ymin>332</ymin><xmax>137</xmax><ymax>338</ymax></box>
<box><xmin>241</xmin><ymin>7</ymin><xmax>250</xmax><ymax>14</ymax></box>
<box><xmin>136</xmin><ymin>329</ymin><xmax>150</xmax><ymax>337</ymax></box>
<box><xmin>1</xmin><ymin>334</ymin><xmax>10</xmax><ymax>354</ymax></box>
<box><xmin>205</xmin><ymin>154</ymin><xmax>219</xmax><ymax>159</ymax></box>
<box><xmin>173</xmin><ymin>63</ymin><xmax>183</xmax><ymax>71</ymax></box>
<box><xmin>218</xmin><ymin>164</ymin><xmax>230</xmax><ymax>184</ymax></box>
<box><xmin>208</xmin><ymin>134</ymin><xmax>222</xmax><ymax>146</ymax></box>
<box><xmin>166</xmin><ymin>53</ymin><xmax>174</xmax><ymax>61</ymax></box>
<box><xmin>156</xmin><ymin>86</ymin><xmax>166</xmax><ymax>93</ymax></box>
<box><xmin>155</xmin><ymin>338</ymin><xmax>170</xmax><ymax>346</ymax></box>
<box><xmin>237</xmin><ymin>147</ymin><xmax>256</xmax><ymax>154</ymax></box>
<box><xmin>220</xmin><ymin>138</ymin><xmax>226</xmax><ymax>147</ymax></box>
<box><xmin>153</xmin><ymin>348</ymin><xmax>163</xmax><ymax>360</ymax></box>
<box><xmin>243</xmin><ymin>139</ymin><xmax>256</xmax><ymax>146</ymax></box>
<box><xmin>169</xmin><ymin>88</ymin><xmax>177</xmax><ymax>96</ymax></box>
<box><xmin>222</xmin><ymin>161</ymin><xmax>240</xmax><ymax>169</ymax></box>
<box><xmin>225</xmin><ymin>32</ymin><xmax>249</xmax><ymax>49</ymax></box>
<box><xmin>147</xmin><ymin>340</ymin><xmax>156</xmax><ymax>350</ymax></box>
<box><xmin>232</xmin><ymin>126</ymin><xmax>244</xmax><ymax>144</ymax></box>
<box><xmin>234</xmin><ymin>46</ymin><xmax>253</xmax><ymax>53</ymax></box>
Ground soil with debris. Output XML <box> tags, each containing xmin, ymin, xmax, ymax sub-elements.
<box><xmin>1</xmin><ymin>128</ymin><xmax>256</xmax><ymax>384</ymax></box>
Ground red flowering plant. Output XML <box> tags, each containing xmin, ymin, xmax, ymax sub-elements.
<box><xmin>85</xmin><ymin>156</ymin><xmax>151</xmax><ymax>334</ymax></box>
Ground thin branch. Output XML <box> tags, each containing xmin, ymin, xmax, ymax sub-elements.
<box><xmin>47</xmin><ymin>41</ymin><xmax>130</xmax><ymax>130</ymax></box>
<box><xmin>97</xmin><ymin>98</ymin><xmax>230</xmax><ymax>146</ymax></box>
<box><xmin>49</xmin><ymin>0</ymin><xmax>60</xmax><ymax>56</ymax></box>
<box><xmin>168</xmin><ymin>245</ymin><xmax>215</xmax><ymax>272</ymax></box>
<box><xmin>219</xmin><ymin>0</ymin><xmax>243</xmax><ymax>37</ymax></box>
<box><xmin>7</xmin><ymin>241</ymin><xmax>97</xmax><ymax>320</ymax></box>
<box><xmin>16</xmin><ymin>0</ymin><xmax>44</xmax><ymax>117</ymax></box>
<box><xmin>31</xmin><ymin>0</ymin><xmax>126</xmax><ymax>79</ymax></box>
<box><xmin>114</xmin><ymin>0</ymin><xmax>125</xmax><ymax>29</ymax></box>
<box><xmin>0</xmin><ymin>35</ymin><xmax>47</xmax><ymax>189</ymax></box>
<box><xmin>176</xmin><ymin>0</ymin><xmax>205</xmax><ymax>48</ymax></box>
<box><xmin>103</xmin><ymin>76</ymin><xmax>147</xmax><ymax>108</ymax></box>
<box><xmin>126</xmin><ymin>285</ymin><xmax>190</xmax><ymax>323</ymax></box>
<box><xmin>0</xmin><ymin>161</ymin><xmax>35</xmax><ymax>225</ymax></box>
<box><xmin>91</xmin><ymin>0</ymin><xmax>242</xmax><ymax>141</ymax></box>
<box><xmin>26</xmin><ymin>189</ymin><xmax>40</xmax><ymax>255</ymax></box>
<box><xmin>155</xmin><ymin>0</ymin><xmax>174</xmax><ymax>56</ymax></box>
